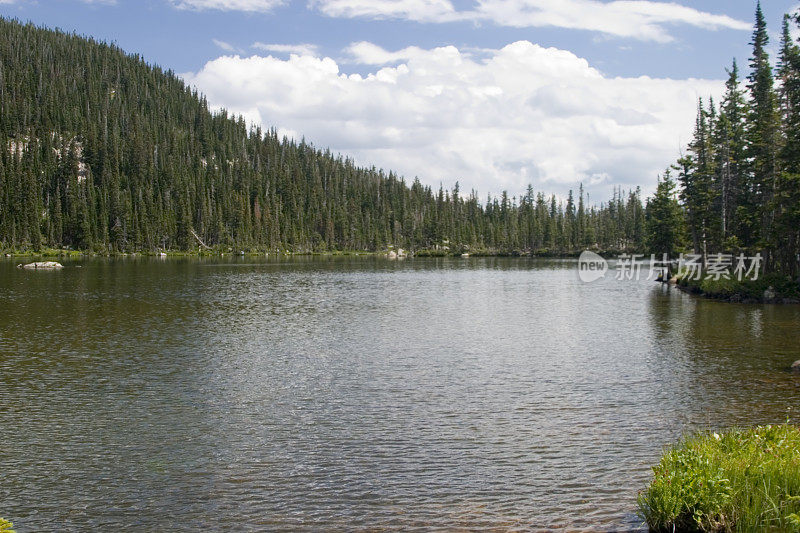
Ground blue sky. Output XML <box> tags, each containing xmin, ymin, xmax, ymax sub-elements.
<box><xmin>2</xmin><ymin>0</ymin><xmax>799</xmax><ymax>201</ymax></box>
<box><xmin>1</xmin><ymin>0</ymin><xmax>795</xmax><ymax>78</ymax></box>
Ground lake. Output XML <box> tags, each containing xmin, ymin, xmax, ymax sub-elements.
<box><xmin>1</xmin><ymin>256</ymin><xmax>798</xmax><ymax>531</ymax></box>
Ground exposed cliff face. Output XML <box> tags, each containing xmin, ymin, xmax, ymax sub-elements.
<box><xmin>8</xmin><ymin>133</ymin><xmax>88</xmax><ymax>183</ymax></box>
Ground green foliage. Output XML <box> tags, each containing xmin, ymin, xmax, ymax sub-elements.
<box><xmin>639</xmin><ymin>425</ymin><xmax>800</xmax><ymax>532</ymax></box>
<box><xmin>676</xmin><ymin>270</ymin><xmax>800</xmax><ymax>301</ymax></box>
<box><xmin>672</xmin><ymin>4</ymin><xmax>800</xmax><ymax>277</ymax></box>
<box><xmin>0</xmin><ymin>518</ymin><xmax>15</xmax><ymax>533</ymax></box>
<box><xmin>645</xmin><ymin>169</ymin><xmax>685</xmax><ymax>256</ymax></box>
<box><xmin>0</xmin><ymin>17</ymin><xmax>646</xmax><ymax>256</ymax></box>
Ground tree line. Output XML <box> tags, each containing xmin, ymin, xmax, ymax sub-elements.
<box><xmin>0</xmin><ymin>17</ymin><xmax>647</xmax><ymax>255</ymax></box>
<box><xmin>649</xmin><ymin>2</ymin><xmax>800</xmax><ymax>277</ymax></box>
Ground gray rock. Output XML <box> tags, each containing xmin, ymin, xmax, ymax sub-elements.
<box><xmin>792</xmin><ymin>360</ymin><xmax>800</xmax><ymax>374</ymax></box>
<box><xmin>20</xmin><ymin>261</ymin><xmax>63</xmax><ymax>270</ymax></box>
<box><xmin>764</xmin><ymin>286</ymin><xmax>777</xmax><ymax>301</ymax></box>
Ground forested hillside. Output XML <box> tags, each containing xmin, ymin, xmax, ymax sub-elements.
<box><xmin>667</xmin><ymin>3</ymin><xmax>800</xmax><ymax>276</ymax></box>
<box><xmin>0</xmin><ymin>17</ymin><xmax>646</xmax><ymax>255</ymax></box>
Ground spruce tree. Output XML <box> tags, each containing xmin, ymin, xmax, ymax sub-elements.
<box><xmin>645</xmin><ymin>170</ymin><xmax>684</xmax><ymax>257</ymax></box>
<box><xmin>714</xmin><ymin>59</ymin><xmax>747</xmax><ymax>247</ymax></box>
<box><xmin>775</xmin><ymin>14</ymin><xmax>800</xmax><ymax>276</ymax></box>
<box><xmin>743</xmin><ymin>1</ymin><xmax>780</xmax><ymax>253</ymax></box>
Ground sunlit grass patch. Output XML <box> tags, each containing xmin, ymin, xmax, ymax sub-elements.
<box><xmin>638</xmin><ymin>425</ymin><xmax>800</xmax><ymax>532</ymax></box>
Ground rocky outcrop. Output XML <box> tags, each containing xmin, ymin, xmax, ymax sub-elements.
<box><xmin>19</xmin><ymin>261</ymin><xmax>64</xmax><ymax>270</ymax></box>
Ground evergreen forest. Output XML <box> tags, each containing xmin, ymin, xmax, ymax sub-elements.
<box><xmin>0</xmin><ymin>17</ymin><xmax>644</xmax><ymax>256</ymax></box>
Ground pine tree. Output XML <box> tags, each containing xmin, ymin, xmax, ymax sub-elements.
<box><xmin>714</xmin><ymin>59</ymin><xmax>747</xmax><ymax>247</ymax></box>
<box><xmin>645</xmin><ymin>169</ymin><xmax>684</xmax><ymax>257</ymax></box>
<box><xmin>679</xmin><ymin>99</ymin><xmax>716</xmax><ymax>260</ymax></box>
<box><xmin>775</xmin><ymin>14</ymin><xmax>800</xmax><ymax>276</ymax></box>
<box><xmin>743</xmin><ymin>1</ymin><xmax>781</xmax><ymax>253</ymax></box>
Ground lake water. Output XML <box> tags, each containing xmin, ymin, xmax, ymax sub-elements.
<box><xmin>1</xmin><ymin>257</ymin><xmax>799</xmax><ymax>531</ymax></box>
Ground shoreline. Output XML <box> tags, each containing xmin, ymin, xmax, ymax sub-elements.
<box><xmin>674</xmin><ymin>275</ymin><xmax>800</xmax><ymax>304</ymax></box>
<box><xmin>0</xmin><ymin>247</ymin><xmax>607</xmax><ymax>260</ymax></box>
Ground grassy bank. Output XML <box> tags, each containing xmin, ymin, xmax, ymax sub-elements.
<box><xmin>638</xmin><ymin>424</ymin><xmax>800</xmax><ymax>532</ymax></box>
<box><xmin>676</xmin><ymin>272</ymin><xmax>800</xmax><ymax>304</ymax></box>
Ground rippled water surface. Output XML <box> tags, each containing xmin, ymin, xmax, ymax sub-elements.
<box><xmin>1</xmin><ymin>257</ymin><xmax>799</xmax><ymax>531</ymax></box>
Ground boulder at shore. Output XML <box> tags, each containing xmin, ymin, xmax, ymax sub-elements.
<box><xmin>20</xmin><ymin>261</ymin><xmax>64</xmax><ymax>270</ymax></box>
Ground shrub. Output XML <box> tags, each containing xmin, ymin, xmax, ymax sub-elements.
<box><xmin>639</xmin><ymin>425</ymin><xmax>800</xmax><ymax>532</ymax></box>
<box><xmin>675</xmin><ymin>269</ymin><xmax>800</xmax><ymax>301</ymax></box>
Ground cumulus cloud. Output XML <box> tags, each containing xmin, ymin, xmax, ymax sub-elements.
<box><xmin>312</xmin><ymin>0</ymin><xmax>749</xmax><ymax>42</ymax></box>
<box><xmin>182</xmin><ymin>41</ymin><xmax>722</xmax><ymax>199</ymax></box>
<box><xmin>252</xmin><ymin>42</ymin><xmax>320</xmax><ymax>56</ymax></box>
<box><xmin>170</xmin><ymin>0</ymin><xmax>283</xmax><ymax>12</ymax></box>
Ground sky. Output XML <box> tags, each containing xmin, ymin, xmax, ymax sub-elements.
<box><xmin>2</xmin><ymin>0</ymin><xmax>800</xmax><ymax>202</ymax></box>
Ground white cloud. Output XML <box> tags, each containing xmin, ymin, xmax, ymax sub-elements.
<box><xmin>170</xmin><ymin>0</ymin><xmax>283</xmax><ymax>12</ymax></box>
<box><xmin>213</xmin><ymin>38</ymin><xmax>239</xmax><ymax>52</ymax></box>
<box><xmin>182</xmin><ymin>41</ymin><xmax>722</xmax><ymax>199</ymax></box>
<box><xmin>311</xmin><ymin>0</ymin><xmax>462</xmax><ymax>22</ymax></box>
<box><xmin>312</xmin><ymin>0</ymin><xmax>750</xmax><ymax>42</ymax></box>
<box><xmin>252</xmin><ymin>42</ymin><xmax>320</xmax><ymax>56</ymax></box>
<box><xmin>344</xmin><ymin>41</ymin><xmax>426</xmax><ymax>64</ymax></box>
<box><xmin>474</xmin><ymin>0</ymin><xmax>750</xmax><ymax>42</ymax></box>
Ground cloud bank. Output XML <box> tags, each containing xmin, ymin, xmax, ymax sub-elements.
<box><xmin>183</xmin><ymin>41</ymin><xmax>723</xmax><ymax>199</ymax></box>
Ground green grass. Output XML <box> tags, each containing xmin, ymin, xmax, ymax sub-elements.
<box><xmin>638</xmin><ymin>425</ymin><xmax>800</xmax><ymax>532</ymax></box>
<box><xmin>1</xmin><ymin>247</ymin><xmax>85</xmax><ymax>258</ymax></box>
<box><xmin>0</xmin><ymin>518</ymin><xmax>14</xmax><ymax>533</ymax></box>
